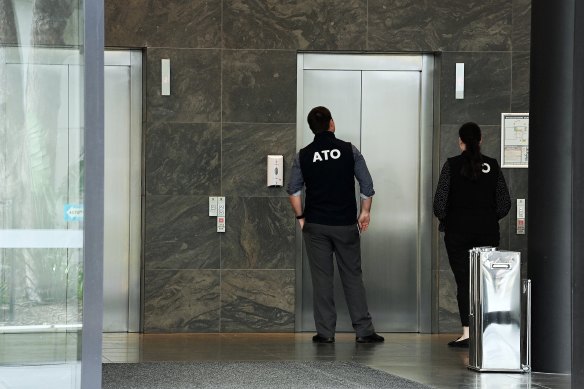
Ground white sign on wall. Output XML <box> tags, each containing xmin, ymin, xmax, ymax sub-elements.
<box><xmin>501</xmin><ymin>113</ymin><xmax>529</xmax><ymax>168</ymax></box>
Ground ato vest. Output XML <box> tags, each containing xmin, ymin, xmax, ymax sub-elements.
<box><xmin>299</xmin><ymin>131</ymin><xmax>356</xmax><ymax>225</ymax></box>
<box><xmin>446</xmin><ymin>154</ymin><xmax>500</xmax><ymax>234</ymax></box>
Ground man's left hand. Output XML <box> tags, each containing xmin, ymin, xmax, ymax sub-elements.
<box><xmin>358</xmin><ymin>211</ymin><xmax>370</xmax><ymax>232</ymax></box>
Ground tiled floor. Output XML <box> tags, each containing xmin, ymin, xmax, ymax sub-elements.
<box><xmin>102</xmin><ymin>332</ymin><xmax>571</xmax><ymax>389</ymax></box>
<box><xmin>0</xmin><ymin>332</ymin><xmax>571</xmax><ymax>388</ymax></box>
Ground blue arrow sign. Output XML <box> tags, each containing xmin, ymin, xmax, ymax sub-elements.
<box><xmin>64</xmin><ymin>204</ymin><xmax>84</xmax><ymax>221</ymax></box>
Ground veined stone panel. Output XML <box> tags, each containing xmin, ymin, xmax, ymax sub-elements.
<box><xmin>512</xmin><ymin>0</ymin><xmax>531</xmax><ymax>52</ymax></box>
<box><xmin>144</xmin><ymin>270</ymin><xmax>220</xmax><ymax>333</ymax></box>
<box><xmin>440</xmin><ymin>52</ymin><xmax>512</xmax><ymax>126</ymax></box>
<box><xmin>145</xmin><ymin>195</ymin><xmax>220</xmax><ymax>270</ymax></box>
<box><xmin>145</xmin><ymin>122</ymin><xmax>221</xmax><ymax>196</ymax></box>
<box><xmin>223</xmin><ymin>0</ymin><xmax>367</xmax><ymax>50</ymax></box>
<box><xmin>368</xmin><ymin>0</ymin><xmax>512</xmax><ymax>52</ymax></box>
<box><xmin>222</xmin><ymin>123</ymin><xmax>296</xmax><ymax>197</ymax></box>
<box><xmin>221</xmin><ymin>197</ymin><xmax>295</xmax><ymax>270</ymax></box>
<box><xmin>512</xmin><ymin>52</ymin><xmax>530</xmax><ymax>112</ymax></box>
<box><xmin>222</xmin><ymin>50</ymin><xmax>296</xmax><ymax>124</ymax></box>
<box><xmin>221</xmin><ymin>270</ymin><xmax>295</xmax><ymax>332</ymax></box>
<box><xmin>105</xmin><ymin>0</ymin><xmax>221</xmax><ymax>48</ymax></box>
<box><xmin>146</xmin><ymin>48</ymin><xmax>221</xmax><ymax>123</ymax></box>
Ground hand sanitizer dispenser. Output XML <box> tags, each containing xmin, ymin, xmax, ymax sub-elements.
<box><xmin>267</xmin><ymin>155</ymin><xmax>284</xmax><ymax>187</ymax></box>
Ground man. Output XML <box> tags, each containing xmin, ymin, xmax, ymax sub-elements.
<box><xmin>287</xmin><ymin>106</ymin><xmax>384</xmax><ymax>344</ymax></box>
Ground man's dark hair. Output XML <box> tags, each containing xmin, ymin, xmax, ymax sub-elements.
<box><xmin>307</xmin><ymin>106</ymin><xmax>332</xmax><ymax>134</ymax></box>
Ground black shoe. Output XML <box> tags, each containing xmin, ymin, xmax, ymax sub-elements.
<box><xmin>448</xmin><ymin>338</ymin><xmax>469</xmax><ymax>348</ymax></box>
<box><xmin>356</xmin><ymin>333</ymin><xmax>384</xmax><ymax>343</ymax></box>
<box><xmin>312</xmin><ymin>334</ymin><xmax>335</xmax><ymax>343</ymax></box>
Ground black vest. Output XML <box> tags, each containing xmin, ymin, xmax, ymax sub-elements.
<box><xmin>299</xmin><ymin>131</ymin><xmax>357</xmax><ymax>225</ymax></box>
<box><xmin>446</xmin><ymin>154</ymin><xmax>501</xmax><ymax>234</ymax></box>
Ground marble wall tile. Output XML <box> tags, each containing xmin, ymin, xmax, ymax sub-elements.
<box><xmin>221</xmin><ymin>197</ymin><xmax>295</xmax><ymax>269</ymax></box>
<box><xmin>222</xmin><ymin>123</ymin><xmax>296</xmax><ymax>197</ymax></box>
<box><xmin>512</xmin><ymin>0</ymin><xmax>531</xmax><ymax>52</ymax></box>
<box><xmin>146</xmin><ymin>122</ymin><xmax>221</xmax><ymax>195</ymax></box>
<box><xmin>438</xmin><ymin>125</ymin><xmax>500</xmax><ymax>167</ymax></box>
<box><xmin>480</xmin><ymin>125</ymin><xmax>503</xmax><ymax>161</ymax></box>
<box><xmin>222</xmin><ymin>50</ymin><xmax>297</xmax><ymax>123</ymax></box>
<box><xmin>145</xmin><ymin>196</ymin><xmax>220</xmax><ymax>270</ymax></box>
<box><xmin>223</xmin><ymin>0</ymin><xmax>366</xmax><ymax>50</ymax></box>
<box><xmin>105</xmin><ymin>0</ymin><xmax>221</xmax><ymax>48</ymax></box>
<box><xmin>438</xmin><ymin>125</ymin><xmax>461</xmax><ymax>167</ymax></box>
<box><xmin>221</xmin><ymin>270</ymin><xmax>295</xmax><ymax>332</ymax></box>
<box><xmin>368</xmin><ymin>0</ymin><xmax>512</xmax><ymax>52</ymax></box>
<box><xmin>512</xmin><ymin>52</ymin><xmax>530</xmax><ymax>113</ymax></box>
<box><xmin>507</xmin><ymin>167</ymin><xmax>528</xmax><ymax>200</ymax></box>
<box><xmin>438</xmin><ymin>270</ymin><xmax>461</xmax><ymax>333</ymax></box>
<box><xmin>147</xmin><ymin>49</ymin><xmax>221</xmax><ymax>123</ymax></box>
<box><xmin>0</xmin><ymin>0</ymin><xmax>18</xmax><ymax>44</ymax></box>
<box><xmin>441</xmin><ymin>52</ymin><xmax>512</xmax><ymax>126</ymax></box>
<box><xmin>144</xmin><ymin>270</ymin><xmax>220</xmax><ymax>332</ymax></box>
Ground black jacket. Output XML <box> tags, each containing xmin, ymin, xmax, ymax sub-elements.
<box><xmin>299</xmin><ymin>131</ymin><xmax>357</xmax><ymax>226</ymax></box>
<box><xmin>433</xmin><ymin>153</ymin><xmax>511</xmax><ymax>234</ymax></box>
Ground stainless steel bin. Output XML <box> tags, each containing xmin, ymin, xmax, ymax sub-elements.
<box><xmin>469</xmin><ymin>248</ymin><xmax>531</xmax><ymax>372</ymax></box>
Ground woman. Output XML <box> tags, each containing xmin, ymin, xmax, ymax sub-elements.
<box><xmin>433</xmin><ymin>122</ymin><xmax>511</xmax><ymax>347</ymax></box>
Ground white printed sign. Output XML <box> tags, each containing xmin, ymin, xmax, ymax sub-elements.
<box><xmin>501</xmin><ymin>113</ymin><xmax>529</xmax><ymax>168</ymax></box>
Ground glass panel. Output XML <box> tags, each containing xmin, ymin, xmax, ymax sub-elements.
<box><xmin>0</xmin><ymin>0</ymin><xmax>85</xmax><ymax>387</ymax></box>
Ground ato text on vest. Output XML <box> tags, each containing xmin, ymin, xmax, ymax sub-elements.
<box><xmin>313</xmin><ymin>149</ymin><xmax>341</xmax><ymax>162</ymax></box>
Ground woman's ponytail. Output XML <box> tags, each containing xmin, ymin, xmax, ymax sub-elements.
<box><xmin>458</xmin><ymin>122</ymin><xmax>483</xmax><ymax>180</ymax></box>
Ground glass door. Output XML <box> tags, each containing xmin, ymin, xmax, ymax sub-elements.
<box><xmin>0</xmin><ymin>0</ymin><xmax>103</xmax><ymax>387</ymax></box>
<box><xmin>0</xmin><ymin>47</ymin><xmax>84</xmax><ymax>388</ymax></box>
<box><xmin>0</xmin><ymin>57</ymin><xmax>83</xmax><ymax>333</ymax></box>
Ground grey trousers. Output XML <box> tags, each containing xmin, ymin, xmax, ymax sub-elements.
<box><xmin>302</xmin><ymin>222</ymin><xmax>375</xmax><ymax>338</ymax></box>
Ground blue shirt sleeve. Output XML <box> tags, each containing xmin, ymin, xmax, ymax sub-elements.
<box><xmin>352</xmin><ymin>145</ymin><xmax>375</xmax><ymax>198</ymax></box>
<box><xmin>286</xmin><ymin>153</ymin><xmax>304</xmax><ymax>196</ymax></box>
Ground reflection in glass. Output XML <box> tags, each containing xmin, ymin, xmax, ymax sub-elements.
<box><xmin>1</xmin><ymin>0</ymin><xmax>84</xmax><ymax>387</ymax></box>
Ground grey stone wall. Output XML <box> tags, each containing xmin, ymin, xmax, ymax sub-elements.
<box><xmin>104</xmin><ymin>0</ymin><xmax>531</xmax><ymax>333</ymax></box>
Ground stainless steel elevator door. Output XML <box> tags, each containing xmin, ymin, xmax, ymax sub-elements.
<box><xmin>300</xmin><ymin>69</ymin><xmax>362</xmax><ymax>332</ymax></box>
<box><xmin>103</xmin><ymin>51</ymin><xmax>142</xmax><ymax>332</ymax></box>
<box><xmin>360</xmin><ymin>71</ymin><xmax>421</xmax><ymax>330</ymax></box>
<box><xmin>297</xmin><ymin>54</ymin><xmax>432</xmax><ymax>333</ymax></box>
<box><xmin>103</xmin><ymin>65</ymin><xmax>131</xmax><ymax>332</ymax></box>
<box><xmin>301</xmin><ymin>70</ymin><xmax>362</xmax><ymax>147</ymax></box>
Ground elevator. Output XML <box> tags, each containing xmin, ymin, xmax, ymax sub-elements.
<box><xmin>103</xmin><ymin>50</ymin><xmax>142</xmax><ymax>332</ymax></box>
<box><xmin>295</xmin><ymin>54</ymin><xmax>434</xmax><ymax>332</ymax></box>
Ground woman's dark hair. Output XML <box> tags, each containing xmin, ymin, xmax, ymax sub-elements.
<box><xmin>458</xmin><ymin>122</ymin><xmax>482</xmax><ymax>180</ymax></box>
<box><xmin>307</xmin><ymin>106</ymin><xmax>332</xmax><ymax>134</ymax></box>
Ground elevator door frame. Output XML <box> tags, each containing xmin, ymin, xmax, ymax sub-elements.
<box><xmin>295</xmin><ymin>53</ymin><xmax>434</xmax><ymax>333</ymax></box>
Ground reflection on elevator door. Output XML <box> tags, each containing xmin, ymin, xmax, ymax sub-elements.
<box><xmin>296</xmin><ymin>54</ymin><xmax>434</xmax><ymax>332</ymax></box>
